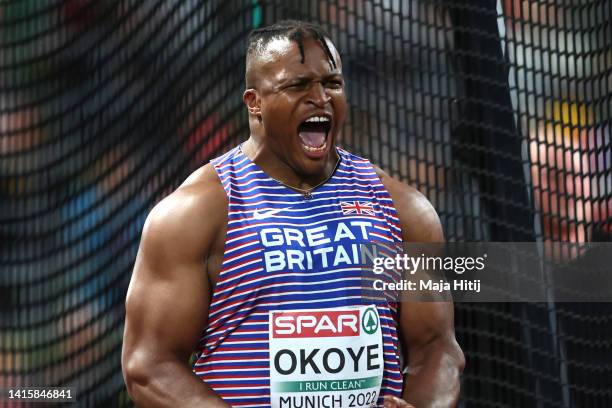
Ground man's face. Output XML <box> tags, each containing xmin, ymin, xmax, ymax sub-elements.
<box><xmin>248</xmin><ymin>37</ymin><xmax>347</xmax><ymax>176</ymax></box>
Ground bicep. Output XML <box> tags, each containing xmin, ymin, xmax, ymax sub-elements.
<box><xmin>380</xmin><ymin>172</ymin><xmax>454</xmax><ymax>357</ymax></box>
<box><xmin>399</xmin><ymin>301</ymin><xmax>455</xmax><ymax>361</ymax></box>
<box><xmin>125</xmin><ymin>254</ymin><xmax>209</xmax><ymax>360</ymax></box>
<box><xmin>123</xmin><ymin>208</ymin><xmax>212</xmax><ymax>366</ymax></box>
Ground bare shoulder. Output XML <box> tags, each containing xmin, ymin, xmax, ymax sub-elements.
<box><xmin>374</xmin><ymin>166</ymin><xmax>443</xmax><ymax>243</ymax></box>
<box><xmin>123</xmin><ymin>163</ymin><xmax>228</xmax><ymax>385</ymax></box>
<box><xmin>140</xmin><ymin>163</ymin><xmax>228</xmax><ymax>268</ymax></box>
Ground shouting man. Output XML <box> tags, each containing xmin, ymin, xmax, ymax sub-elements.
<box><xmin>122</xmin><ymin>20</ymin><xmax>464</xmax><ymax>408</ymax></box>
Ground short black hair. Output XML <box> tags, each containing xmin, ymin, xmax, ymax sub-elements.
<box><xmin>245</xmin><ymin>20</ymin><xmax>337</xmax><ymax>86</ymax></box>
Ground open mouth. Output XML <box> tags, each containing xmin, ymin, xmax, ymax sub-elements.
<box><xmin>298</xmin><ymin>116</ymin><xmax>331</xmax><ymax>155</ymax></box>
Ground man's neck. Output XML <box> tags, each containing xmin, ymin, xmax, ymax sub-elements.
<box><xmin>241</xmin><ymin>138</ymin><xmax>339</xmax><ymax>191</ymax></box>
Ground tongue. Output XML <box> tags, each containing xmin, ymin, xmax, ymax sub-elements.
<box><xmin>299</xmin><ymin>131</ymin><xmax>326</xmax><ymax>148</ymax></box>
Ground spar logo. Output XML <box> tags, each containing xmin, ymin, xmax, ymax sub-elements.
<box><xmin>362</xmin><ymin>307</ymin><xmax>379</xmax><ymax>335</ymax></box>
<box><xmin>272</xmin><ymin>310</ymin><xmax>360</xmax><ymax>338</ymax></box>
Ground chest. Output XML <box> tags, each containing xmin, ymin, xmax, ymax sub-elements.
<box><xmin>257</xmin><ymin>219</ymin><xmax>380</xmax><ymax>272</ymax></box>
<box><xmin>235</xmin><ymin>194</ymin><xmax>394</xmax><ymax>275</ymax></box>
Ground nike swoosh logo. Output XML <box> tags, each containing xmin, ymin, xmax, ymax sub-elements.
<box><xmin>252</xmin><ymin>207</ymin><xmax>290</xmax><ymax>220</ymax></box>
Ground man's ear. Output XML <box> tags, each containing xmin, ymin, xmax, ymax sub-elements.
<box><xmin>243</xmin><ymin>89</ymin><xmax>261</xmax><ymax>120</ymax></box>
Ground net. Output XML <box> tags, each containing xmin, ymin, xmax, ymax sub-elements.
<box><xmin>1</xmin><ymin>0</ymin><xmax>610</xmax><ymax>406</ymax></box>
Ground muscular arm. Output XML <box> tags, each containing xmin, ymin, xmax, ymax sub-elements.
<box><xmin>378</xmin><ymin>170</ymin><xmax>465</xmax><ymax>408</ymax></box>
<box><xmin>122</xmin><ymin>165</ymin><xmax>230</xmax><ymax>408</ymax></box>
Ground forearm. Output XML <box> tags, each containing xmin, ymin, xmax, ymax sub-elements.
<box><xmin>402</xmin><ymin>340</ymin><xmax>464</xmax><ymax>408</ymax></box>
<box><xmin>125</xmin><ymin>359</ymin><xmax>231</xmax><ymax>408</ymax></box>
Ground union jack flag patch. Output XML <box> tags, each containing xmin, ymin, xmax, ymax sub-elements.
<box><xmin>340</xmin><ymin>201</ymin><xmax>375</xmax><ymax>215</ymax></box>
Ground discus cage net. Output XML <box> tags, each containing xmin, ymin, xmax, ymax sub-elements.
<box><xmin>1</xmin><ymin>0</ymin><xmax>610</xmax><ymax>407</ymax></box>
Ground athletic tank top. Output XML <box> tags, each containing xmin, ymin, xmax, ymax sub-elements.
<box><xmin>194</xmin><ymin>145</ymin><xmax>404</xmax><ymax>407</ymax></box>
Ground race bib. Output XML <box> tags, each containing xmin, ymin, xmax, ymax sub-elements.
<box><xmin>269</xmin><ymin>305</ymin><xmax>384</xmax><ymax>408</ymax></box>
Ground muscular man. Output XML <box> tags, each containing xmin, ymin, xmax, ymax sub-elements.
<box><xmin>122</xmin><ymin>20</ymin><xmax>464</xmax><ymax>408</ymax></box>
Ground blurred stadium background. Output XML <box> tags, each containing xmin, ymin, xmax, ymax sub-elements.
<box><xmin>1</xmin><ymin>0</ymin><xmax>610</xmax><ymax>406</ymax></box>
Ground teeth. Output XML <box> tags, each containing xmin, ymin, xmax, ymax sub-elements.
<box><xmin>304</xmin><ymin>116</ymin><xmax>330</xmax><ymax>123</ymax></box>
<box><xmin>303</xmin><ymin>142</ymin><xmax>327</xmax><ymax>152</ymax></box>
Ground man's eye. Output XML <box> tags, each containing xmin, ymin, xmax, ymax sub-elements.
<box><xmin>288</xmin><ymin>82</ymin><xmax>307</xmax><ymax>89</ymax></box>
<box><xmin>326</xmin><ymin>81</ymin><xmax>343</xmax><ymax>89</ymax></box>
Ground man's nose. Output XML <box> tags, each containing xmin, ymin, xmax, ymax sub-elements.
<box><xmin>306</xmin><ymin>82</ymin><xmax>331</xmax><ymax>107</ymax></box>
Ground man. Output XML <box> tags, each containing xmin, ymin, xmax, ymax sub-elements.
<box><xmin>122</xmin><ymin>20</ymin><xmax>464</xmax><ymax>408</ymax></box>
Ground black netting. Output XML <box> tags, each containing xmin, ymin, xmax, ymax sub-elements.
<box><xmin>1</xmin><ymin>1</ymin><xmax>610</xmax><ymax>407</ymax></box>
